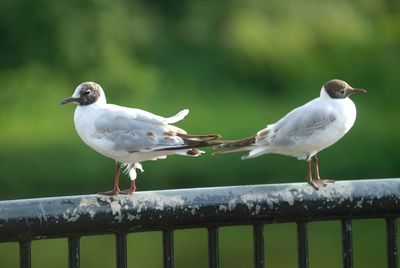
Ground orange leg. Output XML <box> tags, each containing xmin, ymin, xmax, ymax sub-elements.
<box><xmin>306</xmin><ymin>155</ymin><xmax>335</xmax><ymax>190</ymax></box>
<box><xmin>306</xmin><ymin>160</ymin><xmax>313</xmax><ymax>184</ymax></box>
<box><xmin>120</xmin><ymin>180</ymin><xmax>137</xmax><ymax>195</ymax></box>
<box><xmin>120</xmin><ymin>163</ymin><xmax>138</xmax><ymax>195</ymax></box>
<box><xmin>98</xmin><ymin>162</ymin><xmax>121</xmax><ymax>195</ymax></box>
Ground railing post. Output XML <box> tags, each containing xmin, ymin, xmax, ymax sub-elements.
<box><xmin>253</xmin><ymin>224</ymin><xmax>265</xmax><ymax>268</ymax></box>
<box><xmin>163</xmin><ymin>229</ymin><xmax>174</xmax><ymax>268</ymax></box>
<box><xmin>297</xmin><ymin>222</ymin><xmax>308</xmax><ymax>268</ymax></box>
<box><xmin>341</xmin><ymin>220</ymin><xmax>353</xmax><ymax>268</ymax></box>
<box><xmin>68</xmin><ymin>236</ymin><xmax>81</xmax><ymax>268</ymax></box>
<box><xmin>386</xmin><ymin>218</ymin><xmax>398</xmax><ymax>268</ymax></box>
<box><xmin>19</xmin><ymin>241</ymin><xmax>31</xmax><ymax>268</ymax></box>
<box><xmin>208</xmin><ymin>226</ymin><xmax>219</xmax><ymax>268</ymax></box>
<box><xmin>116</xmin><ymin>233</ymin><xmax>127</xmax><ymax>268</ymax></box>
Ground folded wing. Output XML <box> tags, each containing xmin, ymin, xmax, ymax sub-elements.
<box><xmin>94</xmin><ymin>109</ymin><xmax>219</xmax><ymax>153</ymax></box>
<box><xmin>268</xmin><ymin>105</ymin><xmax>336</xmax><ymax>146</ymax></box>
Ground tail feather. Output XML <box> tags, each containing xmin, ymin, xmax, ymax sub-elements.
<box><xmin>214</xmin><ymin>136</ymin><xmax>256</xmax><ymax>154</ymax></box>
<box><xmin>177</xmin><ymin>133</ymin><xmax>222</xmax><ymax>148</ymax></box>
<box><xmin>163</xmin><ymin>109</ymin><xmax>189</xmax><ymax>124</ymax></box>
<box><xmin>241</xmin><ymin>147</ymin><xmax>268</xmax><ymax>159</ymax></box>
<box><xmin>174</xmin><ymin>148</ymin><xmax>205</xmax><ymax>157</ymax></box>
<box><xmin>155</xmin><ymin>133</ymin><xmax>222</xmax><ymax>152</ymax></box>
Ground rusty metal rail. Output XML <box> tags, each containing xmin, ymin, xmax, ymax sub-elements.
<box><xmin>0</xmin><ymin>178</ymin><xmax>399</xmax><ymax>268</ymax></box>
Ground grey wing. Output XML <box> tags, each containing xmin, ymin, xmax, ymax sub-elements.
<box><xmin>94</xmin><ymin>112</ymin><xmax>185</xmax><ymax>152</ymax></box>
<box><xmin>272</xmin><ymin>106</ymin><xmax>336</xmax><ymax>145</ymax></box>
<box><xmin>107</xmin><ymin>105</ymin><xmax>189</xmax><ymax>124</ymax></box>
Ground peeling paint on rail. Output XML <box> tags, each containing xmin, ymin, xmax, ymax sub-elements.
<box><xmin>0</xmin><ymin>179</ymin><xmax>400</xmax><ymax>242</ymax></box>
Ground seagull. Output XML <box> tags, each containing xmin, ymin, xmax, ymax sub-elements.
<box><xmin>215</xmin><ymin>79</ymin><xmax>366</xmax><ymax>189</ymax></box>
<box><xmin>61</xmin><ymin>82</ymin><xmax>221</xmax><ymax>195</ymax></box>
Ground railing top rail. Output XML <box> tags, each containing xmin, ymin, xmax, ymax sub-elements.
<box><xmin>1</xmin><ymin>178</ymin><xmax>399</xmax><ymax>242</ymax></box>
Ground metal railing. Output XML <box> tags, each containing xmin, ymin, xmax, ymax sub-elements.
<box><xmin>0</xmin><ymin>178</ymin><xmax>399</xmax><ymax>268</ymax></box>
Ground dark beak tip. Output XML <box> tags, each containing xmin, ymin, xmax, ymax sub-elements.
<box><xmin>352</xmin><ymin>88</ymin><xmax>367</xmax><ymax>95</ymax></box>
<box><xmin>60</xmin><ymin>97</ymin><xmax>77</xmax><ymax>105</ymax></box>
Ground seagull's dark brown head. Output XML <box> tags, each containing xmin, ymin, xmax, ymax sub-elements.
<box><xmin>60</xmin><ymin>82</ymin><xmax>105</xmax><ymax>106</ymax></box>
<box><xmin>323</xmin><ymin>79</ymin><xmax>366</xmax><ymax>99</ymax></box>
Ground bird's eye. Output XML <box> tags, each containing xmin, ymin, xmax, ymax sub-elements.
<box><xmin>83</xmin><ymin>90</ymin><xmax>91</xmax><ymax>95</ymax></box>
<box><xmin>339</xmin><ymin>89</ymin><xmax>345</xmax><ymax>94</ymax></box>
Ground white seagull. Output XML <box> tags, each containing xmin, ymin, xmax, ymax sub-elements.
<box><xmin>215</xmin><ymin>79</ymin><xmax>366</xmax><ymax>189</ymax></box>
<box><xmin>61</xmin><ymin>82</ymin><xmax>220</xmax><ymax>195</ymax></box>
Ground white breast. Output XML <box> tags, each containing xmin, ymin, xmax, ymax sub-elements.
<box><xmin>334</xmin><ymin>97</ymin><xmax>357</xmax><ymax>134</ymax></box>
<box><xmin>74</xmin><ymin>104</ymin><xmax>121</xmax><ymax>160</ymax></box>
<box><xmin>304</xmin><ymin>97</ymin><xmax>357</xmax><ymax>157</ymax></box>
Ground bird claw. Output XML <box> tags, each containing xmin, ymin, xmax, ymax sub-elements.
<box><xmin>308</xmin><ymin>179</ymin><xmax>335</xmax><ymax>190</ymax></box>
<box><xmin>119</xmin><ymin>180</ymin><xmax>137</xmax><ymax>195</ymax></box>
<box><xmin>98</xmin><ymin>188</ymin><xmax>120</xmax><ymax>196</ymax></box>
<box><xmin>119</xmin><ymin>188</ymin><xmax>136</xmax><ymax>195</ymax></box>
<box><xmin>321</xmin><ymin>179</ymin><xmax>335</xmax><ymax>184</ymax></box>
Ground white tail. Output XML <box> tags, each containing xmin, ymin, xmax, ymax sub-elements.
<box><xmin>163</xmin><ymin>109</ymin><xmax>189</xmax><ymax>124</ymax></box>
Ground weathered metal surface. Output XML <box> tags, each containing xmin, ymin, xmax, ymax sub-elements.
<box><xmin>0</xmin><ymin>179</ymin><xmax>400</xmax><ymax>243</ymax></box>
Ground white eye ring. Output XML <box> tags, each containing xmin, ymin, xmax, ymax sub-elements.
<box><xmin>340</xmin><ymin>89</ymin><xmax>345</xmax><ymax>94</ymax></box>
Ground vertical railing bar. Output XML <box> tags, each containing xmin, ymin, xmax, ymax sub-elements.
<box><xmin>19</xmin><ymin>241</ymin><xmax>31</xmax><ymax>268</ymax></box>
<box><xmin>297</xmin><ymin>222</ymin><xmax>309</xmax><ymax>268</ymax></box>
<box><xmin>116</xmin><ymin>232</ymin><xmax>127</xmax><ymax>268</ymax></box>
<box><xmin>163</xmin><ymin>229</ymin><xmax>174</xmax><ymax>268</ymax></box>
<box><xmin>208</xmin><ymin>226</ymin><xmax>220</xmax><ymax>268</ymax></box>
<box><xmin>386</xmin><ymin>217</ymin><xmax>398</xmax><ymax>268</ymax></box>
<box><xmin>253</xmin><ymin>224</ymin><xmax>265</xmax><ymax>268</ymax></box>
<box><xmin>68</xmin><ymin>236</ymin><xmax>81</xmax><ymax>268</ymax></box>
<box><xmin>341</xmin><ymin>219</ymin><xmax>353</xmax><ymax>268</ymax></box>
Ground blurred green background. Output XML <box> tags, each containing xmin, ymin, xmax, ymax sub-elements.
<box><xmin>0</xmin><ymin>0</ymin><xmax>399</xmax><ymax>267</ymax></box>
